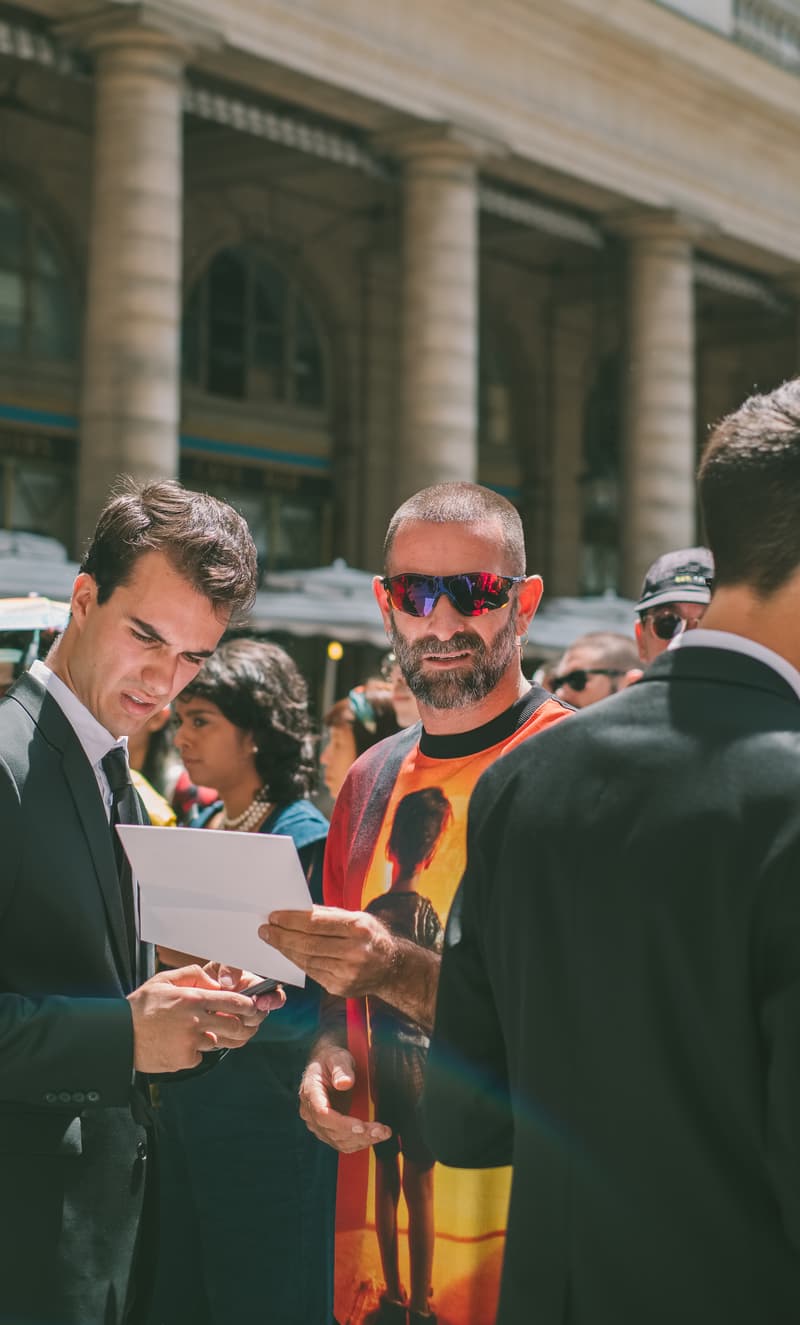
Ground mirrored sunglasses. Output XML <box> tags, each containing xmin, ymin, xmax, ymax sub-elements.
<box><xmin>382</xmin><ymin>571</ymin><xmax>523</xmax><ymax>618</ymax></box>
<box><xmin>646</xmin><ymin>610</ymin><xmax>699</xmax><ymax>642</ymax></box>
<box><xmin>552</xmin><ymin>667</ymin><xmax>625</xmax><ymax>693</ymax></box>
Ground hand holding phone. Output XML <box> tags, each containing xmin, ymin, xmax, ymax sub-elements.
<box><xmin>243</xmin><ymin>977</ymin><xmax>279</xmax><ymax>998</ymax></box>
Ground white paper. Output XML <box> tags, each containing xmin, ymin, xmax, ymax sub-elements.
<box><xmin>116</xmin><ymin>825</ymin><xmax>312</xmax><ymax>987</ymax></box>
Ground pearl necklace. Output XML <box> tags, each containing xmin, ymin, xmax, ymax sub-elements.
<box><xmin>220</xmin><ymin>788</ymin><xmax>272</xmax><ymax>833</ymax></box>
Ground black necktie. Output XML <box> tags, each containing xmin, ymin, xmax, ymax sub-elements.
<box><xmin>101</xmin><ymin>747</ymin><xmax>138</xmax><ymax>979</ymax></box>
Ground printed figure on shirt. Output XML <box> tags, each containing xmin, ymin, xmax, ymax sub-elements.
<box><xmin>364</xmin><ymin>787</ymin><xmax>450</xmax><ymax>1324</ymax></box>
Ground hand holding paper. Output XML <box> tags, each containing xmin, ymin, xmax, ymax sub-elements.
<box><xmin>117</xmin><ymin>825</ymin><xmax>313</xmax><ymax>985</ymax></box>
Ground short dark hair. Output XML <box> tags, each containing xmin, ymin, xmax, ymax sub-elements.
<box><xmin>324</xmin><ymin>681</ymin><xmax>400</xmax><ymax>758</ymax></box>
<box><xmin>698</xmin><ymin>379</ymin><xmax>800</xmax><ymax>595</ymax></box>
<box><xmin>177</xmin><ymin>638</ymin><xmax>316</xmax><ymax>805</ymax></box>
<box><xmin>564</xmin><ymin>632</ymin><xmax>639</xmax><ymax>672</ymax></box>
<box><xmin>81</xmin><ymin>477</ymin><xmax>257</xmax><ymax>623</ymax></box>
<box><xmin>387</xmin><ymin>787</ymin><xmax>453</xmax><ymax>876</ymax></box>
<box><xmin>383</xmin><ymin>482</ymin><xmax>525</xmax><ymax>575</ymax></box>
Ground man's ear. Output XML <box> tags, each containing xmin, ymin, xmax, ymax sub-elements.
<box><xmin>621</xmin><ymin>668</ymin><xmax>644</xmax><ymax>689</ymax></box>
<box><xmin>373</xmin><ymin>575</ymin><xmax>393</xmax><ymax>636</ymax></box>
<box><xmin>516</xmin><ymin>574</ymin><xmax>544</xmax><ymax>638</ymax></box>
<box><xmin>634</xmin><ymin>619</ymin><xmax>646</xmax><ymax>663</ymax></box>
<box><xmin>69</xmin><ymin>572</ymin><xmax>99</xmax><ymax>629</ymax></box>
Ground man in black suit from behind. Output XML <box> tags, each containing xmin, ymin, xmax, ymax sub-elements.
<box><xmin>424</xmin><ymin>377</ymin><xmax>800</xmax><ymax>1325</ymax></box>
<box><xmin>0</xmin><ymin>479</ymin><xmax>280</xmax><ymax>1325</ymax></box>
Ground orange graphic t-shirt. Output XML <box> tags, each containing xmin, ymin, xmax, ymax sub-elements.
<box><xmin>324</xmin><ymin>688</ymin><xmax>570</xmax><ymax>1325</ymax></box>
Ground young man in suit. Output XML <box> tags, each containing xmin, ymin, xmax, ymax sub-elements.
<box><xmin>424</xmin><ymin>378</ymin><xmax>800</xmax><ymax>1325</ymax></box>
<box><xmin>0</xmin><ymin>479</ymin><xmax>280</xmax><ymax>1325</ymax></box>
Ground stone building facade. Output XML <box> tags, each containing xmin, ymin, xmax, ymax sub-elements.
<box><xmin>0</xmin><ymin>0</ymin><xmax>798</xmax><ymax>595</ymax></box>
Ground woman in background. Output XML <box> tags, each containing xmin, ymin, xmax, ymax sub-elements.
<box><xmin>321</xmin><ymin>680</ymin><xmax>400</xmax><ymax>801</ymax></box>
<box><xmin>382</xmin><ymin>652</ymin><xmax>420</xmax><ymax>730</ymax></box>
<box><xmin>126</xmin><ymin>701</ymin><xmax>218</xmax><ymax>824</ymax></box>
<box><xmin>149</xmin><ymin>638</ymin><xmax>335</xmax><ymax>1325</ymax></box>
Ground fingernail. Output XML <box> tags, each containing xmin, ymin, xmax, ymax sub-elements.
<box><xmin>219</xmin><ymin>973</ymin><xmax>234</xmax><ymax>988</ymax></box>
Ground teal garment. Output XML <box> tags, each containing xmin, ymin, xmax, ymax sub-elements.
<box><xmin>198</xmin><ymin>798</ymin><xmax>330</xmax><ymax>1044</ymax></box>
<box><xmin>149</xmin><ymin>798</ymin><xmax>336</xmax><ymax>1325</ymax></box>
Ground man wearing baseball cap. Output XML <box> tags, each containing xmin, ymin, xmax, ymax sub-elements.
<box><xmin>634</xmin><ymin>545</ymin><xmax>714</xmax><ymax>664</ymax></box>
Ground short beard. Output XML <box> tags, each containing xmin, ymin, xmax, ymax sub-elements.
<box><xmin>388</xmin><ymin>607</ymin><xmax>519</xmax><ymax>710</ymax></box>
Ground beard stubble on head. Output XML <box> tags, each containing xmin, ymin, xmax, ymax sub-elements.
<box><xmin>389</xmin><ymin>606</ymin><xmax>519</xmax><ymax>710</ymax></box>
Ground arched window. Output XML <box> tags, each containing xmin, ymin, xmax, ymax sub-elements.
<box><xmin>0</xmin><ymin>187</ymin><xmax>74</xmax><ymax>360</ymax></box>
<box><xmin>182</xmin><ymin>247</ymin><xmax>326</xmax><ymax>408</ymax></box>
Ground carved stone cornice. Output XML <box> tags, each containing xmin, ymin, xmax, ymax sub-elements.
<box><xmin>608</xmin><ymin>206</ymin><xmax>716</xmax><ymax>247</ymax></box>
<box><xmin>56</xmin><ymin>2</ymin><xmax>221</xmax><ymax>59</ymax></box>
<box><xmin>373</xmin><ymin>119</ymin><xmax>507</xmax><ymax>167</ymax></box>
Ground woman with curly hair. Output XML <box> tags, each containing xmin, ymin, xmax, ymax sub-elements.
<box><xmin>148</xmin><ymin>639</ymin><xmax>336</xmax><ymax>1325</ymax></box>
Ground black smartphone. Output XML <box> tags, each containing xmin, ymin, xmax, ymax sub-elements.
<box><xmin>244</xmin><ymin>977</ymin><xmax>279</xmax><ymax>998</ymax></box>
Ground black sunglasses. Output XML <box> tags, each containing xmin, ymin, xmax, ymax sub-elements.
<box><xmin>645</xmin><ymin>609</ymin><xmax>705</xmax><ymax>642</ymax></box>
<box><xmin>382</xmin><ymin>572</ymin><xmax>523</xmax><ymax>618</ymax></box>
<box><xmin>649</xmin><ymin>612</ymin><xmax>684</xmax><ymax>642</ymax></box>
<box><xmin>553</xmin><ymin>668</ymin><xmax>625</xmax><ymax>693</ymax></box>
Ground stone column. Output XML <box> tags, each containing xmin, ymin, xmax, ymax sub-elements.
<box><xmin>616</xmin><ymin>211</ymin><xmax>703</xmax><ymax>599</ymax></box>
<box><xmin>360</xmin><ymin>243</ymin><xmax>402</xmax><ymax>568</ymax></box>
<box><xmin>379</xmin><ymin>124</ymin><xmax>502</xmax><ymax>502</ymax></box>
<box><xmin>60</xmin><ymin>4</ymin><xmax>217</xmax><ymax>544</ymax></box>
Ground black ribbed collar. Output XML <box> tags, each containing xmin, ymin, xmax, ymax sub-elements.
<box><xmin>418</xmin><ymin>685</ymin><xmax>563</xmax><ymax>759</ymax></box>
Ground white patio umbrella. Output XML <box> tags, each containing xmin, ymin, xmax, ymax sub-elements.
<box><xmin>0</xmin><ymin>595</ymin><xmax>71</xmax><ymax>632</ymax></box>
<box><xmin>251</xmin><ymin>559</ymin><xmax>387</xmax><ymax>647</ymax></box>
<box><xmin>0</xmin><ymin>531</ymin><xmax>80</xmax><ymax>602</ymax></box>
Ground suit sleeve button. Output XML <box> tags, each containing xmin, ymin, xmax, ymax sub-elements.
<box><xmin>44</xmin><ymin>1092</ymin><xmax>57</xmax><ymax>1104</ymax></box>
<box><xmin>86</xmin><ymin>1090</ymin><xmax>100</xmax><ymax>1103</ymax></box>
<box><xmin>72</xmin><ymin>1092</ymin><xmax>85</xmax><ymax>1104</ymax></box>
<box><xmin>58</xmin><ymin>1091</ymin><xmax>71</xmax><ymax>1104</ymax></box>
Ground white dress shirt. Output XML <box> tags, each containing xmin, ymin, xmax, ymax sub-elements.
<box><xmin>669</xmin><ymin>627</ymin><xmax>800</xmax><ymax>702</ymax></box>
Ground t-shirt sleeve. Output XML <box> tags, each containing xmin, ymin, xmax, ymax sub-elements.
<box><xmin>322</xmin><ymin>778</ymin><xmax>352</xmax><ymax>908</ymax></box>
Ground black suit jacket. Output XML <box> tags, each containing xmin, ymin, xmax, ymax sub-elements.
<box><xmin>0</xmin><ymin>672</ymin><xmax>151</xmax><ymax>1324</ymax></box>
<box><xmin>424</xmin><ymin>646</ymin><xmax>800</xmax><ymax>1325</ymax></box>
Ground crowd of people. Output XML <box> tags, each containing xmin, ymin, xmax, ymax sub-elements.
<box><xmin>2</xmin><ymin>375</ymin><xmax>800</xmax><ymax>1325</ymax></box>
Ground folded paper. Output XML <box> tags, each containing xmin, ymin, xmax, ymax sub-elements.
<box><xmin>116</xmin><ymin>825</ymin><xmax>312</xmax><ymax>986</ymax></box>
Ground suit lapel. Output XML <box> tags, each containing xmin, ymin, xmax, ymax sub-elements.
<box><xmin>62</xmin><ymin>739</ymin><xmax>135</xmax><ymax>990</ymax></box>
<box><xmin>12</xmin><ymin>672</ymin><xmax>135</xmax><ymax>989</ymax></box>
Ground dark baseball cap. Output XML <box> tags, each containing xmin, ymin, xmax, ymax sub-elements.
<box><xmin>636</xmin><ymin>546</ymin><xmax>714</xmax><ymax>613</ymax></box>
